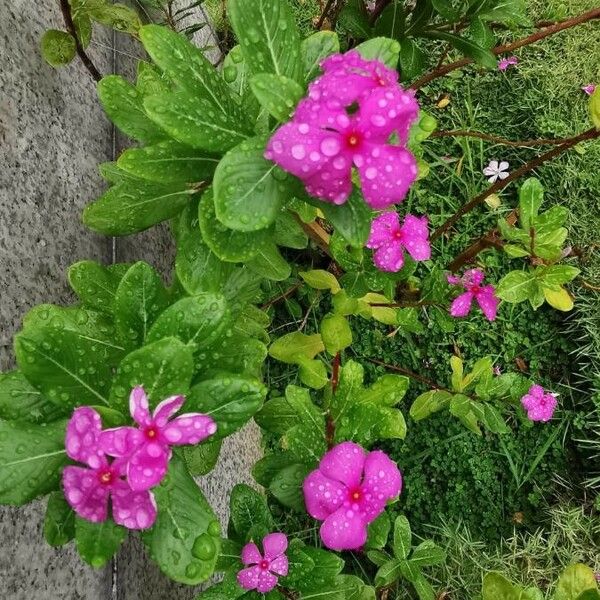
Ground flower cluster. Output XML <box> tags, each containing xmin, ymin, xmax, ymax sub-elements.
<box><xmin>521</xmin><ymin>384</ymin><xmax>558</xmax><ymax>422</ymax></box>
<box><xmin>303</xmin><ymin>441</ymin><xmax>402</xmax><ymax>550</ymax></box>
<box><xmin>266</xmin><ymin>51</ymin><xmax>419</xmax><ymax>210</ymax></box>
<box><xmin>62</xmin><ymin>386</ymin><xmax>216</xmax><ymax>529</ymax></box>
<box><xmin>447</xmin><ymin>269</ymin><xmax>499</xmax><ymax>321</ymax></box>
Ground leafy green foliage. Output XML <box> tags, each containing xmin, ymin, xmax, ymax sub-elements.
<box><xmin>41</xmin><ymin>30</ymin><xmax>76</xmax><ymax>67</ymax></box>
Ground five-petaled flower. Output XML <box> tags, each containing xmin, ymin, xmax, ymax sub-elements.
<box><xmin>483</xmin><ymin>160</ymin><xmax>510</xmax><ymax>183</ymax></box>
<box><xmin>582</xmin><ymin>84</ymin><xmax>596</xmax><ymax>95</ymax></box>
<box><xmin>62</xmin><ymin>407</ymin><xmax>157</xmax><ymax>529</ymax></box>
<box><xmin>265</xmin><ymin>51</ymin><xmax>419</xmax><ymax>210</ymax></box>
<box><xmin>99</xmin><ymin>386</ymin><xmax>217</xmax><ymax>491</ymax></box>
<box><xmin>447</xmin><ymin>269</ymin><xmax>499</xmax><ymax>321</ymax></box>
<box><xmin>366</xmin><ymin>212</ymin><xmax>430</xmax><ymax>272</ymax></box>
<box><xmin>237</xmin><ymin>533</ymin><xmax>289</xmax><ymax>593</ymax></box>
<box><xmin>498</xmin><ymin>56</ymin><xmax>518</xmax><ymax>71</ymax></box>
<box><xmin>303</xmin><ymin>441</ymin><xmax>402</xmax><ymax>551</ymax></box>
<box><xmin>521</xmin><ymin>384</ymin><xmax>558</xmax><ymax>422</ymax></box>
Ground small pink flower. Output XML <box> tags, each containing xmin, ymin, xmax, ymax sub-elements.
<box><xmin>99</xmin><ymin>386</ymin><xmax>217</xmax><ymax>491</ymax></box>
<box><xmin>366</xmin><ymin>212</ymin><xmax>431</xmax><ymax>272</ymax></box>
<box><xmin>447</xmin><ymin>269</ymin><xmax>499</xmax><ymax>321</ymax></box>
<box><xmin>582</xmin><ymin>84</ymin><xmax>596</xmax><ymax>95</ymax></box>
<box><xmin>483</xmin><ymin>160</ymin><xmax>509</xmax><ymax>183</ymax></box>
<box><xmin>521</xmin><ymin>384</ymin><xmax>558</xmax><ymax>422</ymax></box>
<box><xmin>493</xmin><ymin>366</ymin><xmax>502</xmax><ymax>376</ymax></box>
<box><xmin>303</xmin><ymin>441</ymin><xmax>402</xmax><ymax>551</ymax></box>
<box><xmin>498</xmin><ymin>56</ymin><xmax>518</xmax><ymax>71</ymax></box>
<box><xmin>265</xmin><ymin>51</ymin><xmax>419</xmax><ymax>210</ymax></box>
<box><xmin>62</xmin><ymin>407</ymin><xmax>157</xmax><ymax>529</ymax></box>
<box><xmin>237</xmin><ymin>533</ymin><xmax>289</xmax><ymax>593</ymax></box>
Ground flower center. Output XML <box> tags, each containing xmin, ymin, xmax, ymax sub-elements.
<box><xmin>470</xmin><ymin>285</ymin><xmax>481</xmax><ymax>294</ymax></box>
<box><xmin>346</xmin><ymin>133</ymin><xmax>361</xmax><ymax>148</ymax></box>
<box><xmin>145</xmin><ymin>426</ymin><xmax>158</xmax><ymax>440</ymax></box>
<box><xmin>349</xmin><ymin>488</ymin><xmax>362</xmax><ymax>502</ymax></box>
<box><xmin>259</xmin><ymin>560</ymin><xmax>270</xmax><ymax>570</ymax></box>
<box><xmin>394</xmin><ymin>230</ymin><xmax>403</xmax><ymax>240</ymax></box>
<box><xmin>98</xmin><ymin>469</ymin><xmax>114</xmax><ymax>486</ymax></box>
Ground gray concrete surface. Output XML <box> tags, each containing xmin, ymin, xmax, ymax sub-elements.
<box><xmin>0</xmin><ymin>4</ymin><xmax>262</xmax><ymax>599</ymax></box>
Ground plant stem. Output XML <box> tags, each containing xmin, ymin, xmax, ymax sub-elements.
<box><xmin>59</xmin><ymin>0</ymin><xmax>102</xmax><ymax>82</ymax></box>
<box><xmin>370</xmin><ymin>0</ymin><xmax>391</xmax><ymax>25</ymax></box>
<box><xmin>411</xmin><ymin>7</ymin><xmax>600</xmax><ymax>89</ymax></box>
<box><xmin>368</xmin><ymin>300</ymin><xmax>442</xmax><ymax>308</ymax></box>
<box><xmin>325</xmin><ymin>352</ymin><xmax>341</xmax><ymax>449</ymax></box>
<box><xmin>316</xmin><ymin>0</ymin><xmax>345</xmax><ymax>29</ymax></box>
<box><xmin>431</xmin><ymin>129</ymin><xmax>592</xmax><ymax>147</ymax></box>
<box><xmin>431</xmin><ymin>127</ymin><xmax>599</xmax><ymax>242</ymax></box>
<box><xmin>365</xmin><ymin>357</ymin><xmax>451</xmax><ymax>392</ymax></box>
<box><xmin>260</xmin><ymin>283</ymin><xmax>302</xmax><ymax>310</ymax></box>
<box><xmin>295</xmin><ymin>215</ymin><xmax>332</xmax><ymax>256</ymax></box>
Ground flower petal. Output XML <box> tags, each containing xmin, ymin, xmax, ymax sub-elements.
<box><xmin>319</xmin><ymin>441</ymin><xmax>366</xmax><ymax>490</ymax></box>
<box><xmin>400</xmin><ymin>215</ymin><xmax>430</xmax><ymax>261</ymax></box>
<box><xmin>366</xmin><ymin>211</ymin><xmax>400</xmax><ymax>249</ymax></box>
<box><xmin>126</xmin><ymin>442</ymin><xmax>170</xmax><ymax>491</ymax></box>
<box><xmin>262</xmin><ymin>532</ymin><xmax>288</xmax><ymax>560</ymax></box>
<box><xmin>373</xmin><ymin>240</ymin><xmax>405</xmax><ymax>272</ymax></box>
<box><xmin>129</xmin><ymin>386</ymin><xmax>151</xmax><ymax>427</ymax></box>
<box><xmin>162</xmin><ymin>414</ymin><xmax>217</xmax><ymax>446</ymax></box>
<box><xmin>111</xmin><ymin>479</ymin><xmax>157</xmax><ymax>530</ymax></box>
<box><xmin>241</xmin><ymin>542</ymin><xmax>262</xmax><ymax>566</ymax></box>
<box><xmin>269</xmin><ymin>555</ymin><xmax>289</xmax><ymax>576</ymax></box>
<box><xmin>475</xmin><ymin>287</ymin><xmax>499</xmax><ymax>321</ymax></box>
<box><xmin>152</xmin><ymin>395</ymin><xmax>185</xmax><ymax>427</ymax></box>
<box><xmin>498</xmin><ymin>170</ymin><xmax>510</xmax><ymax>180</ymax></box>
<box><xmin>62</xmin><ymin>465</ymin><xmax>109</xmax><ymax>523</ymax></box>
<box><xmin>256</xmin><ymin>570</ymin><xmax>278</xmax><ymax>594</ymax></box>
<box><xmin>361</xmin><ymin>450</ymin><xmax>402</xmax><ymax>522</ymax></box>
<box><xmin>65</xmin><ymin>407</ymin><xmax>105</xmax><ymax>469</ymax></box>
<box><xmin>487</xmin><ymin>160</ymin><xmax>499</xmax><ymax>171</ymax></box>
<box><xmin>463</xmin><ymin>269</ymin><xmax>485</xmax><ymax>287</ymax></box>
<box><xmin>320</xmin><ymin>506</ymin><xmax>368</xmax><ymax>551</ymax></box>
<box><xmin>293</xmin><ymin>97</ymin><xmax>350</xmax><ymax>131</ymax></box>
<box><xmin>237</xmin><ymin>565</ymin><xmax>261</xmax><ymax>591</ymax></box>
<box><xmin>303</xmin><ymin>469</ymin><xmax>346</xmax><ymax>520</ymax></box>
<box><xmin>356</xmin><ymin>144</ymin><xmax>418</xmax><ymax>210</ymax></box>
<box><xmin>450</xmin><ymin>292</ymin><xmax>474</xmax><ymax>318</ymax></box>
<box><xmin>99</xmin><ymin>427</ymin><xmax>144</xmax><ymax>458</ymax></box>
<box><xmin>498</xmin><ymin>161</ymin><xmax>509</xmax><ymax>171</ymax></box>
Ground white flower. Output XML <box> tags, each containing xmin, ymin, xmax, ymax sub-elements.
<box><xmin>483</xmin><ymin>160</ymin><xmax>509</xmax><ymax>183</ymax></box>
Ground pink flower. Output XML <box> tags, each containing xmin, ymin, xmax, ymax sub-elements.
<box><xmin>447</xmin><ymin>269</ymin><xmax>499</xmax><ymax>321</ymax></box>
<box><xmin>366</xmin><ymin>212</ymin><xmax>431</xmax><ymax>272</ymax></box>
<box><xmin>498</xmin><ymin>56</ymin><xmax>518</xmax><ymax>71</ymax></box>
<box><xmin>62</xmin><ymin>407</ymin><xmax>157</xmax><ymax>529</ymax></box>
<box><xmin>237</xmin><ymin>533</ymin><xmax>289</xmax><ymax>593</ymax></box>
<box><xmin>483</xmin><ymin>160</ymin><xmax>509</xmax><ymax>183</ymax></box>
<box><xmin>521</xmin><ymin>384</ymin><xmax>558</xmax><ymax>422</ymax></box>
<box><xmin>303</xmin><ymin>441</ymin><xmax>402</xmax><ymax>551</ymax></box>
<box><xmin>99</xmin><ymin>386</ymin><xmax>217</xmax><ymax>491</ymax></box>
<box><xmin>265</xmin><ymin>51</ymin><xmax>419</xmax><ymax>210</ymax></box>
<box><xmin>582</xmin><ymin>84</ymin><xmax>596</xmax><ymax>95</ymax></box>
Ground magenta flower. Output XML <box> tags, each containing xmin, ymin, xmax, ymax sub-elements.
<box><xmin>303</xmin><ymin>441</ymin><xmax>402</xmax><ymax>551</ymax></box>
<box><xmin>265</xmin><ymin>51</ymin><xmax>419</xmax><ymax>210</ymax></box>
<box><xmin>99</xmin><ymin>386</ymin><xmax>217</xmax><ymax>491</ymax></box>
<box><xmin>582</xmin><ymin>84</ymin><xmax>596</xmax><ymax>95</ymax></box>
<box><xmin>366</xmin><ymin>212</ymin><xmax>430</xmax><ymax>272</ymax></box>
<box><xmin>237</xmin><ymin>533</ymin><xmax>289</xmax><ymax>593</ymax></box>
<box><xmin>521</xmin><ymin>384</ymin><xmax>558</xmax><ymax>422</ymax></box>
<box><xmin>62</xmin><ymin>407</ymin><xmax>157</xmax><ymax>529</ymax></box>
<box><xmin>447</xmin><ymin>269</ymin><xmax>499</xmax><ymax>321</ymax></box>
<box><xmin>498</xmin><ymin>56</ymin><xmax>518</xmax><ymax>71</ymax></box>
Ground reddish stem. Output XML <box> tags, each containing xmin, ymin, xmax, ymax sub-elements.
<box><xmin>430</xmin><ymin>129</ymin><xmax>592</xmax><ymax>147</ymax></box>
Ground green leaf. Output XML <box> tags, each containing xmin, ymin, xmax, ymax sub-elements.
<box><xmin>223</xmin><ymin>45</ymin><xmax>252</xmax><ymax>97</ymax></box>
<box><xmin>469</xmin><ymin>17</ymin><xmax>495</xmax><ymax>48</ymax></box>
<box><xmin>519</xmin><ymin>178</ymin><xmax>544</xmax><ymax>229</ymax></box>
<box><xmin>186</xmin><ymin>375</ymin><xmax>266</xmax><ymax>441</ymax></box>
<box><xmin>320</xmin><ymin>313</ymin><xmax>353</xmax><ymax>355</ymax></box>
<box><xmin>98</xmin><ymin>75</ymin><xmax>166</xmax><ymax>144</ymax></box>
<box><xmin>254</xmin><ymin>397</ymin><xmax>298</xmax><ymax>435</ymax></box>
<box><xmin>145</xmin><ymin>89</ymin><xmax>249</xmax><ymax>153</ymax></box>
<box><xmin>355</xmin><ymin>37</ymin><xmax>401</xmax><ymax>69</ymax></box>
<box><xmin>302</xmin><ymin>31</ymin><xmax>340</xmax><ymax>81</ymax></box>
<box><xmin>269</xmin><ymin>463</ymin><xmax>312</xmax><ymax>511</ymax></box>
<box><xmin>375</xmin><ymin>559</ymin><xmax>403</xmax><ymax>586</ymax></box>
<box><xmin>299</xmin><ymin>547</ymin><xmax>344</xmax><ymax>588</ymax></box>
<box><xmin>393</xmin><ymin>515</ymin><xmax>412</xmax><ymax>559</ymax></box>
<box><xmin>269</xmin><ymin>332</ymin><xmax>324</xmax><ymax>364</ymax></box>
<box><xmin>87</xmin><ymin>2</ymin><xmax>141</xmax><ymax>33</ymax></box>
<box><xmin>44</xmin><ymin>491</ymin><xmax>75</xmax><ymax>546</ymax></box>
<box><xmin>214</xmin><ymin>136</ymin><xmax>289</xmax><ymax>233</ymax></box>
<box><xmin>247</xmin><ymin>243</ymin><xmax>291</xmax><ymax>281</ymax></box>
<box><xmin>590</xmin><ymin>87</ymin><xmax>600</xmax><ymax>129</ymax></box>
<box><xmin>409</xmin><ymin>390</ymin><xmax>453</xmax><ymax>421</ymax></box>
<box><xmin>142</xmin><ymin>456</ymin><xmax>221</xmax><ymax>584</ymax></box>
<box><xmin>482</xmin><ymin>572</ymin><xmax>521</xmax><ymax>600</ymax></box>
<box><xmin>366</xmin><ymin>511</ymin><xmax>391</xmax><ymax>550</ymax></box>
<box><xmin>535</xmin><ymin>205</ymin><xmax>569</xmax><ymax>232</ymax></box>
<box><xmin>284</xmin><ymin>421</ymin><xmax>327</xmax><ymax>464</ymax></box>
<box><xmin>229</xmin><ymin>483</ymin><xmax>274</xmax><ymax>541</ymax></box>
<box><xmin>0</xmin><ymin>370</ymin><xmax>67</xmax><ymax>424</ymax></box>
<box><xmin>41</xmin><ymin>30</ymin><xmax>76</xmax><ymax>67</ymax></box>
<box><xmin>423</xmin><ymin>31</ymin><xmax>496</xmax><ymax>69</ymax></box>
<box><xmin>543</xmin><ymin>287</ymin><xmax>574</xmax><ymax>312</ymax></box>
<box><xmin>450</xmin><ymin>355</ymin><xmax>464</xmax><ymax>391</ymax></box>
<box><xmin>109</xmin><ymin>337</ymin><xmax>194</xmax><ymax>413</ymax></box>
<box><xmin>228</xmin><ymin>0</ymin><xmax>302</xmax><ymax>82</ymax></box>
<box><xmin>298</xmin><ymin>357</ymin><xmax>329</xmax><ymax>390</ymax></box>
<box><xmin>84</xmin><ymin>179</ymin><xmax>193</xmax><ymax>236</ymax></box>
<box><xmin>136</xmin><ymin>60</ymin><xmax>169</xmax><ymax>97</ymax></box>
<box><xmin>412</xmin><ymin>572</ymin><xmax>436</xmax><ymax>600</ymax></box>
<box><xmin>252</xmin><ymin>451</ymin><xmax>299</xmax><ymax>487</ymax></box>
<box><xmin>410</xmin><ymin>540</ymin><xmax>446</xmax><ymax>567</ymax></box>
<box><xmin>542</xmin><ymin>265</ymin><xmax>580</xmax><ymax>286</ymax></box>
<box><xmin>274</xmin><ymin>210</ymin><xmax>308</xmax><ymax>249</ymax></box>
<box><xmin>300</xmin><ymin>270</ymin><xmax>341</xmax><ymax>294</ymax></box>
<box><xmin>196</xmin><ymin>335</ymin><xmax>267</xmax><ymax>380</ymax></box>
<box><xmin>117</xmin><ymin>141</ymin><xmax>218</xmax><ymax>184</ymax></box>
<box><xmin>147</xmin><ymin>293</ymin><xmax>231</xmax><ymax>352</ymax></box>
<box><xmin>361</xmin><ymin>374</ymin><xmax>409</xmax><ymax>406</ymax></box>
<box><xmin>196</xmin><ymin>572</ymin><xmax>246</xmax><ymax>599</ymax></box>
<box><xmin>250</xmin><ymin>74</ymin><xmax>304</xmax><ymax>122</ymax></box>
<box><xmin>182</xmin><ymin>439</ymin><xmax>222</xmax><ymax>476</ymax></box>
<box><xmin>114</xmin><ymin>262</ymin><xmax>169</xmax><ymax>349</ymax></box>
<box><xmin>319</xmin><ymin>188</ymin><xmax>372</xmax><ymax>247</ymax></box>
<box><xmin>398</xmin><ymin>38</ymin><xmax>427</xmax><ymax>81</ymax></box>
<box><xmin>329</xmin><ymin>359</ymin><xmax>364</xmax><ymax>420</ymax></box>
<box><xmin>282</xmin><ymin>540</ymin><xmax>316</xmax><ymax>586</ymax></box>
<box><xmin>0</xmin><ymin>419</ymin><xmax>67</xmax><ymax>505</ymax></box>
<box><xmin>374</xmin><ymin>2</ymin><xmax>406</xmax><ymax>40</ymax></box>
<box><xmin>496</xmin><ymin>270</ymin><xmax>537</xmax><ymax>303</ymax></box>
<box><xmin>338</xmin><ymin>0</ymin><xmax>372</xmax><ymax>39</ymax></box>
<box><xmin>69</xmin><ymin>0</ymin><xmax>92</xmax><ymax>47</ymax></box>
<box><xmin>75</xmin><ymin>517</ymin><xmax>126</xmax><ymax>568</ymax></box>
<box><xmin>474</xmin><ymin>0</ymin><xmax>529</xmax><ymax>27</ymax></box>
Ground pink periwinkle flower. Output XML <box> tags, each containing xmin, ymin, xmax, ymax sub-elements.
<box><xmin>582</xmin><ymin>84</ymin><xmax>596</xmax><ymax>95</ymax></box>
<box><xmin>62</xmin><ymin>407</ymin><xmax>157</xmax><ymax>529</ymax></box>
<box><xmin>521</xmin><ymin>384</ymin><xmax>558</xmax><ymax>422</ymax></box>
<box><xmin>498</xmin><ymin>56</ymin><xmax>518</xmax><ymax>71</ymax></box>
<box><xmin>265</xmin><ymin>51</ymin><xmax>419</xmax><ymax>210</ymax></box>
<box><xmin>303</xmin><ymin>441</ymin><xmax>402</xmax><ymax>551</ymax></box>
<box><xmin>237</xmin><ymin>533</ymin><xmax>289</xmax><ymax>593</ymax></box>
<box><xmin>366</xmin><ymin>212</ymin><xmax>431</xmax><ymax>272</ymax></box>
<box><xmin>447</xmin><ymin>269</ymin><xmax>499</xmax><ymax>321</ymax></box>
<box><xmin>99</xmin><ymin>386</ymin><xmax>217</xmax><ymax>491</ymax></box>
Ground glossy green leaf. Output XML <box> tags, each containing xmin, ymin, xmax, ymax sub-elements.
<box><xmin>299</xmin><ymin>270</ymin><xmax>341</xmax><ymax>294</ymax></box>
<box><xmin>319</xmin><ymin>189</ymin><xmax>372</xmax><ymax>247</ymax></box>
<box><xmin>399</xmin><ymin>38</ymin><xmax>427</xmax><ymax>81</ymax></box>
<box><xmin>469</xmin><ymin>17</ymin><xmax>495</xmax><ymax>49</ymax></box>
<box><xmin>409</xmin><ymin>390</ymin><xmax>453</xmax><ymax>421</ymax></box>
<box><xmin>40</xmin><ymin>30</ymin><xmax>76</xmax><ymax>67</ymax></box>
<box><xmin>543</xmin><ymin>287</ymin><xmax>574</xmax><ymax>312</ymax></box>
<box><xmin>136</xmin><ymin>60</ymin><xmax>170</xmax><ymax>97</ymax></box>
<box><xmin>393</xmin><ymin>514</ymin><xmax>411</xmax><ymax>559</ymax></box>
<box><xmin>44</xmin><ymin>491</ymin><xmax>75</xmax><ymax>546</ymax></box>
<box><xmin>298</xmin><ymin>357</ymin><xmax>329</xmax><ymax>390</ymax></box>
<box><xmin>482</xmin><ymin>572</ymin><xmax>521</xmax><ymax>600</ymax></box>
<box><xmin>87</xmin><ymin>2</ymin><xmax>141</xmax><ymax>33</ymax></box>
<box><xmin>229</xmin><ymin>483</ymin><xmax>274</xmax><ymax>541</ymax></box>
<box><xmin>320</xmin><ymin>313</ymin><xmax>353</xmax><ymax>355</ymax></box>
<box><xmin>75</xmin><ymin>517</ymin><xmax>126</xmax><ymax>568</ymax></box>
<box><xmin>355</xmin><ymin>37</ymin><xmax>400</xmax><ymax>69</ymax></box>
<box><xmin>366</xmin><ymin>511</ymin><xmax>391</xmax><ymax>550</ymax></box>
<box><xmin>410</xmin><ymin>540</ymin><xmax>446</xmax><ymax>566</ymax></box>
<box><xmin>423</xmin><ymin>31</ymin><xmax>496</xmax><ymax>69</ymax></box>
<box><xmin>338</xmin><ymin>0</ymin><xmax>372</xmax><ymax>39</ymax></box>
<box><xmin>254</xmin><ymin>397</ymin><xmax>297</xmax><ymax>435</ymax></box>
<box><xmin>374</xmin><ymin>2</ymin><xmax>406</xmax><ymax>40</ymax></box>
<box><xmin>302</xmin><ymin>31</ymin><xmax>340</xmax><ymax>81</ymax></box>
<box><xmin>590</xmin><ymin>87</ymin><xmax>600</xmax><ymax>129</ymax></box>
<box><xmin>375</xmin><ymin>559</ymin><xmax>403</xmax><ymax>586</ymax></box>
<box><xmin>250</xmin><ymin>74</ymin><xmax>304</xmax><ymax>122</ymax></box>
<box><xmin>519</xmin><ymin>178</ymin><xmax>544</xmax><ymax>229</ymax></box>
<box><xmin>274</xmin><ymin>211</ymin><xmax>308</xmax><ymax>249</ymax></box>
<box><xmin>496</xmin><ymin>270</ymin><xmax>537</xmax><ymax>303</ymax></box>
<box><xmin>182</xmin><ymin>439</ymin><xmax>222</xmax><ymax>477</ymax></box>
<box><xmin>196</xmin><ymin>335</ymin><xmax>267</xmax><ymax>380</ymax></box>
<box><xmin>269</xmin><ymin>463</ymin><xmax>311</xmax><ymax>511</ymax></box>
<box><xmin>269</xmin><ymin>332</ymin><xmax>325</xmax><ymax>364</ymax></box>
<box><xmin>247</xmin><ymin>243</ymin><xmax>291</xmax><ymax>281</ymax></box>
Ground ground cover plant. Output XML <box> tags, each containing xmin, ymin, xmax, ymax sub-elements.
<box><xmin>2</xmin><ymin>0</ymin><xmax>600</xmax><ymax>598</ymax></box>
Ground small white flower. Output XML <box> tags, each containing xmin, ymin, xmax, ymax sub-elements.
<box><xmin>483</xmin><ymin>160</ymin><xmax>510</xmax><ymax>183</ymax></box>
